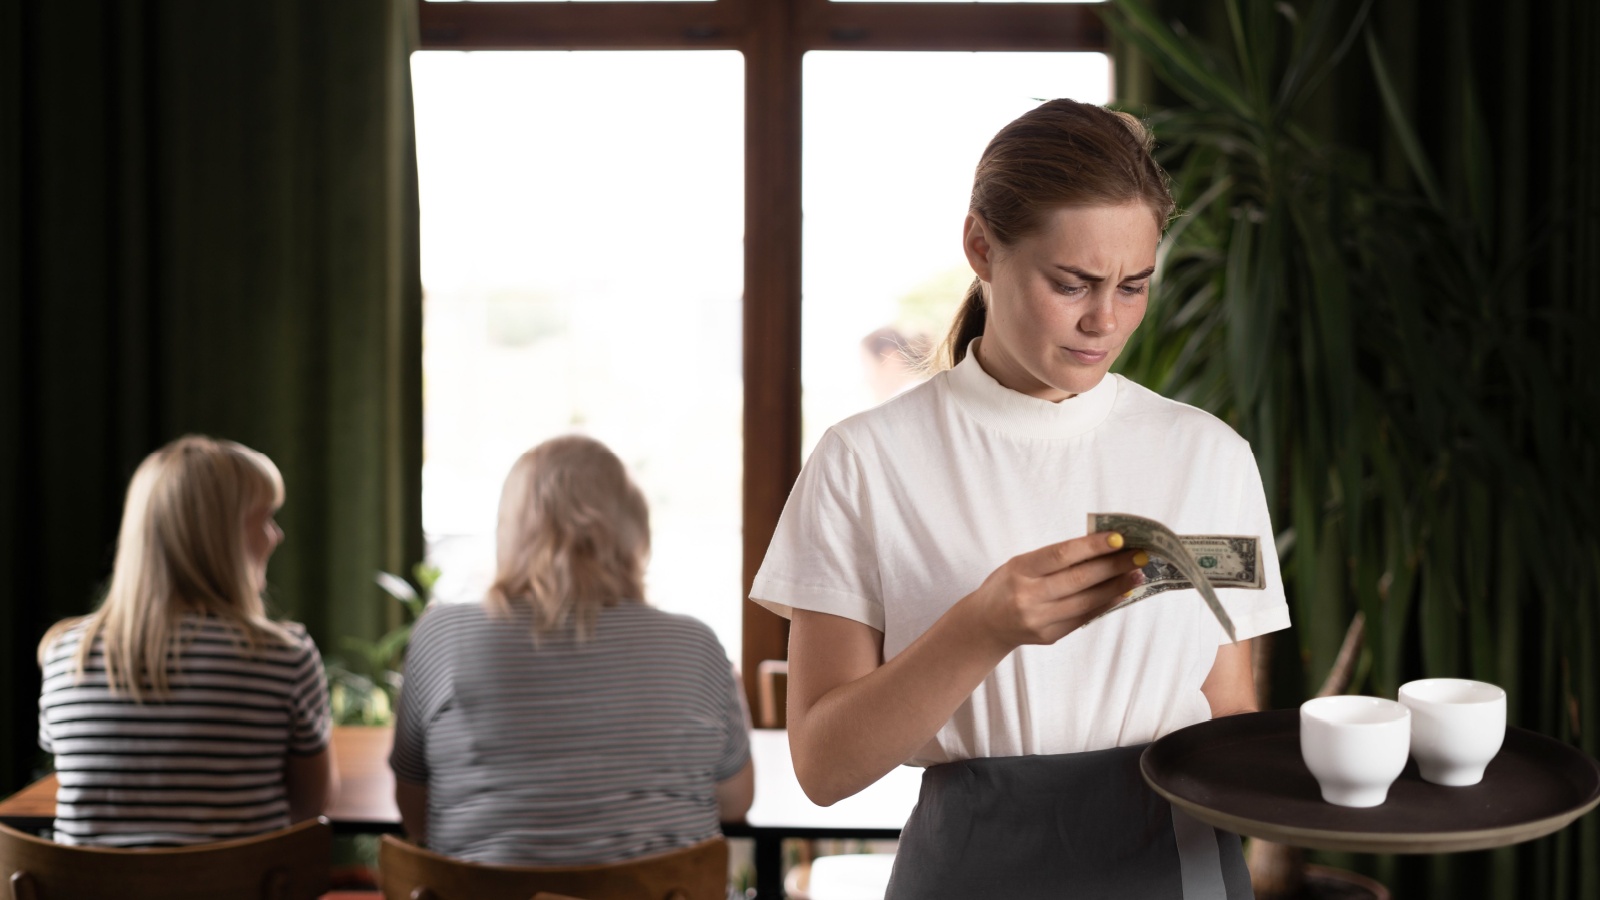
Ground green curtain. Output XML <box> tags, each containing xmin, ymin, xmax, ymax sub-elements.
<box><xmin>1115</xmin><ymin>2</ymin><xmax>1599</xmax><ymax>898</ymax></box>
<box><xmin>0</xmin><ymin>0</ymin><xmax>423</xmax><ymax>795</ymax></box>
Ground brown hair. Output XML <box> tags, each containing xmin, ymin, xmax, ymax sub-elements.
<box><xmin>38</xmin><ymin>435</ymin><xmax>292</xmax><ymax>701</ymax></box>
<box><xmin>937</xmin><ymin>99</ymin><xmax>1176</xmax><ymax>369</ymax></box>
<box><xmin>487</xmin><ymin>435</ymin><xmax>650</xmax><ymax>640</ymax></box>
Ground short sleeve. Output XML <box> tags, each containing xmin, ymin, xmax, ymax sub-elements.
<box><xmin>38</xmin><ymin>702</ymin><xmax>53</xmax><ymax>754</ymax></box>
<box><xmin>1214</xmin><ymin>440</ymin><xmax>1292</xmax><ymax>644</ymax></box>
<box><xmin>36</xmin><ymin>629</ymin><xmax>70</xmax><ymax>754</ymax></box>
<box><xmin>287</xmin><ymin>629</ymin><xmax>333</xmax><ymax>756</ymax></box>
<box><xmin>713</xmin><ymin>659</ymin><xmax>752</xmax><ymax>782</ymax></box>
<box><xmin>750</xmin><ymin>429</ymin><xmax>885</xmax><ymax>631</ymax></box>
<box><xmin>389</xmin><ymin>605</ymin><xmax>455</xmax><ymax>785</ymax></box>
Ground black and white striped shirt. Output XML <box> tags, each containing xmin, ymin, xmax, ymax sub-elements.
<box><xmin>37</xmin><ymin>615</ymin><xmax>332</xmax><ymax>847</ymax></box>
<box><xmin>390</xmin><ymin>602</ymin><xmax>751</xmax><ymax>866</ymax></box>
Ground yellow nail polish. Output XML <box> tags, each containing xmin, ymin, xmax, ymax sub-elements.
<box><xmin>1107</xmin><ymin>532</ymin><xmax>1124</xmax><ymax>550</ymax></box>
<box><xmin>1122</xmin><ymin>589</ymin><xmax>1134</xmax><ymax>598</ymax></box>
<box><xmin>1133</xmin><ymin>551</ymin><xmax>1149</xmax><ymax>567</ymax></box>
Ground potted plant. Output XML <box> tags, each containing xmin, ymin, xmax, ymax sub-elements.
<box><xmin>1104</xmin><ymin>0</ymin><xmax>1598</xmax><ymax>896</ymax></box>
<box><xmin>327</xmin><ymin>562</ymin><xmax>438</xmax><ymax>726</ymax></box>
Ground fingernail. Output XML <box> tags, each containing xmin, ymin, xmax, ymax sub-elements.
<box><xmin>1122</xmin><ymin>589</ymin><xmax>1133</xmax><ymax>598</ymax></box>
<box><xmin>1132</xmin><ymin>551</ymin><xmax>1149</xmax><ymax>567</ymax></box>
<box><xmin>1107</xmin><ymin>532</ymin><xmax>1124</xmax><ymax>550</ymax></box>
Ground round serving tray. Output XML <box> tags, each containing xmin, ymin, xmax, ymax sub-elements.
<box><xmin>1140</xmin><ymin>708</ymin><xmax>1600</xmax><ymax>854</ymax></box>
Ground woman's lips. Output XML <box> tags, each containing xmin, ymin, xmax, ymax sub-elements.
<box><xmin>1067</xmin><ymin>347</ymin><xmax>1107</xmax><ymax>364</ymax></box>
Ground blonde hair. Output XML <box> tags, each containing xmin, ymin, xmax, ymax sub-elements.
<box><xmin>487</xmin><ymin>435</ymin><xmax>650</xmax><ymax>640</ymax></box>
<box><xmin>37</xmin><ymin>435</ymin><xmax>294</xmax><ymax>701</ymax></box>
<box><xmin>936</xmin><ymin>99</ymin><xmax>1176</xmax><ymax>369</ymax></box>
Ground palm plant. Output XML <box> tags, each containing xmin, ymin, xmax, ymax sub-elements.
<box><xmin>1104</xmin><ymin>1</ymin><xmax>1599</xmax><ymax>897</ymax></box>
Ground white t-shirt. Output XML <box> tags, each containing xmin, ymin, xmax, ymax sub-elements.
<box><xmin>751</xmin><ymin>346</ymin><xmax>1291</xmax><ymax>766</ymax></box>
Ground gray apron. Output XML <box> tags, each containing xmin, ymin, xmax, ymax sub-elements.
<box><xmin>884</xmin><ymin>744</ymin><xmax>1252</xmax><ymax>900</ymax></box>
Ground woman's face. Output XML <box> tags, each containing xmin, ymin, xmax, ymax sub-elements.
<box><xmin>244</xmin><ymin>502</ymin><xmax>283</xmax><ymax>589</ymax></box>
<box><xmin>964</xmin><ymin>203</ymin><xmax>1161</xmax><ymax>401</ymax></box>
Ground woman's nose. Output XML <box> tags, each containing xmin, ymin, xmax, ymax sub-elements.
<box><xmin>1080</xmin><ymin>293</ymin><xmax>1117</xmax><ymax>335</ymax></box>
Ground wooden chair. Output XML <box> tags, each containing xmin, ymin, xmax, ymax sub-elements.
<box><xmin>376</xmin><ymin>835</ymin><xmax>728</xmax><ymax>900</ymax></box>
<box><xmin>0</xmin><ymin>817</ymin><xmax>332</xmax><ymax>900</ymax></box>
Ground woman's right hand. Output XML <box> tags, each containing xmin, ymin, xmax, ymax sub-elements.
<box><xmin>965</xmin><ymin>531</ymin><xmax>1147</xmax><ymax>652</ymax></box>
<box><xmin>786</xmin><ymin>530</ymin><xmax>1146</xmax><ymax>805</ymax></box>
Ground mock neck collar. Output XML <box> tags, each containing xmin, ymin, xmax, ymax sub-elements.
<box><xmin>946</xmin><ymin>338</ymin><xmax>1119</xmax><ymax>440</ymax></box>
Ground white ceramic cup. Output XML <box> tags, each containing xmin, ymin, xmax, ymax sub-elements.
<box><xmin>1300</xmin><ymin>696</ymin><xmax>1412</xmax><ymax>807</ymax></box>
<box><xmin>1398</xmin><ymin>678</ymin><xmax>1507</xmax><ymax>786</ymax></box>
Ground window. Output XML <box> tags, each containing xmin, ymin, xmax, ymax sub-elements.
<box><xmin>413</xmin><ymin>51</ymin><xmax>745</xmax><ymax>655</ymax></box>
<box><xmin>416</xmin><ymin>0</ymin><xmax>1110</xmax><ymax>700</ymax></box>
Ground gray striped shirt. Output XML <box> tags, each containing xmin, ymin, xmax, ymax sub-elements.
<box><xmin>389</xmin><ymin>602</ymin><xmax>750</xmax><ymax>866</ymax></box>
<box><xmin>37</xmin><ymin>615</ymin><xmax>332</xmax><ymax>847</ymax></box>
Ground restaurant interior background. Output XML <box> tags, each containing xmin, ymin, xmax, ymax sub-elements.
<box><xmin>2</xmin><ymin>1</ymin><xmax>1596</xmax><ymax>898</ymax></box>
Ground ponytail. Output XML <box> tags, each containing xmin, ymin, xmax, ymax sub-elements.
<box><xmin>936</xmin><ymin>277</ymin><xmax>987</xmax><ymax>370</ymax></box>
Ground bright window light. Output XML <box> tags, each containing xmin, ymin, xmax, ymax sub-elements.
<box><xmin>412</xmin><ymin>51</ymin><xmax>745</xmax><ymax>659</ymax></box>
<box><xmin>801</xmin><ymin>51</ymin><xmax>1112</xmax><ymax>455</ymax></box>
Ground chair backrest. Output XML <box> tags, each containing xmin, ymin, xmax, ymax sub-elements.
<box><xmin>377</xmin><ymin>835</ymin><xmax>729</xmax><ymax>900</ymax></box>
<box><xmin>757</xmin><ymin>659</ymin><xmax>789</xmax><ymax>729</ymax></box>
<box><xmin>0</xmin><ymin>817</ymin><xmax>332</xmax><ymax>900</ymax></box>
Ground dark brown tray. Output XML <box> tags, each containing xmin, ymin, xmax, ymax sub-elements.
<box><xmin>1141</xmin><ymin>708</ymin><xmax>1600</xmax><ymax>853</ymax></box>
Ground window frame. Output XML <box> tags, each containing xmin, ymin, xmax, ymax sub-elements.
<box><xmin>415</xmin><ymin>0</ymin><xmax>1110</xmax><ymax>708</ymax></box>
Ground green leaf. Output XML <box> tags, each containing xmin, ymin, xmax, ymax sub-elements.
<box><xmin>338</xmin><ymin>636</ymin><xmax>384</xmax><ymax>674</ymax></box>
<box><xmin>374</xmin><ymin>571</ymin><xmax>419</xmax><ymax>604</ymax></box>
<box><xmin>1224</xmin><ymin>0</ymin><xmax>1258</xmax><ymax>110</ymax></box>
<box><xmin>1222</xmin><ymin>214</ymin><xmax>1262</xmax><ymax>413</ymax></box>
<box><xmin>412</xmin><ymin>562</ymin><xmax>442</xmax><ymax>594</ymax></box>
<box><xmin>373</xmin><ymin>624</ymin><xmax>415</xmax><ymax>669</ymax></box>
<box><xmin>1365</xmin><ymin>28</ymin><xmax>1443</xmax><ymax>209</ymax></box>
<box><xmin>1280</xmin><ymin>0</ymin><xmax>1377</xmax><ymax>116</ymax></box>
<box><xmin>1105</xmin><ymin>1</ymin><xmax>1254</xmax><ymax>120</ymax></box>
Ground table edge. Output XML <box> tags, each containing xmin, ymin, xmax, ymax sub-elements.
<box><xmin>721</xmin><ymin>822</ymin><xmax>903</xmax><ymax>840</ymax></box>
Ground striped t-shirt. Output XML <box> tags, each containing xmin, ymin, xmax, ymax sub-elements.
<box><xmin>37</xmin><ymin>615</ymin><xmax>332</xmax><ymax>847</ymax></box>
<box><xmin>389</xmin><ymin>602</ymin><xmax>751</xmax><ymax>866</ymax></box>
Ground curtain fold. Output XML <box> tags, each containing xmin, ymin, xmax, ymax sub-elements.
<box><xmin>0</xmin><ymin>0</ymin><xmax>423</xmax><ymax>794</ymax></box>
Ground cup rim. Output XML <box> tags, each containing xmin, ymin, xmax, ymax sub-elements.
<box><xmin>1300</xmin><ymin>694</ymin><xmax>1411</xmax><ymax>726</ymax></box>
<box><xmin>1398</xmin><ymin>678</ymin><xmax>1506</xmax><ymax>706</ymax></box>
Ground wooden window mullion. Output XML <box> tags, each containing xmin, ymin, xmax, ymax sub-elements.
<box><xmin>417</xmin><ymin>2</ymin><xmax>747</xmax><ymax>50</ymax></box>
<box><xmin>802</xmin><ymin>1</ymin><xmax>1105</xmax><ymax>52</ymax></box>
<box><xmin>739</xmin><ymin>0</ymin><xmax>804</xmax><ymax>710</ymax></box>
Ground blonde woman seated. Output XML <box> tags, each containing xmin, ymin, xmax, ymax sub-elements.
<box><xmin>36</xmin><ymin>435</ymin><xmax>336</xmax><ymax>847</ymax></box>
<box><xmin>389</xmin><ymin>435</ymin><xmax>754</xmax><ymax>866</ymax></box>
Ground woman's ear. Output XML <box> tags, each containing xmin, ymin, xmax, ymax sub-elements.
<box><xmin>962</xmin><ymin>214</ymin><xmax>995</xmax><ymax>283</ymax></box>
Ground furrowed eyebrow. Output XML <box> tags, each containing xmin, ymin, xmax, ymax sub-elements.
<box><xmin>1054</xmin><ymin>265</ymin><xmax>1156</xmax><ymax>282</ymax></box>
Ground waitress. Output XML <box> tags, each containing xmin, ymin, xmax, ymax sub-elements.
<box><xmin>751</xmin><ymin>98</ymin><xmax>1290</xmax><ymax>899</ymax></box>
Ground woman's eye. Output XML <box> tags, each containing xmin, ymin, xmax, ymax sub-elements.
<box><xmin>1054</xmin><ymin>282</ymin><xmax>1087</xmax><ymax>296</ymax></box>
<box><xmin>1119</xmin><ymin>282</ymin><xmax>1150</xmax><ymax>296</ymax></box>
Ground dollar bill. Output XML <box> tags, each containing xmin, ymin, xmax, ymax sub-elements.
<box><xmin>1129</xmin><ymin>535</ymin><xmax>1264</xmax><ymax>594</ymax></box>
<box><xmin>1084</xmin><ymin>513</ymin><xmax>1264</xmax><ymax>642</ymax></box>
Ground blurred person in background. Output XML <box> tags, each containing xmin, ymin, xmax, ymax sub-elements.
<box><xmin>860</xmin><ymin>326</ymin><xmax>929</xmax><ymax>403</ymax></box>
<box><xmin>390</xmin><ymin>434</ymin><xmax>753</xmax><ymax>870</ymax></box>
<box><xmin>37</xmin><ymin>435</ymin><xmax>335</xmax><ymax>847</ymax></box>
